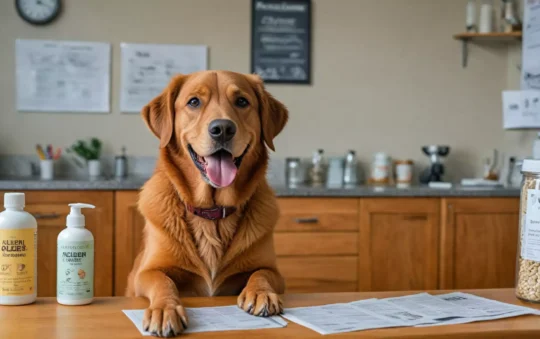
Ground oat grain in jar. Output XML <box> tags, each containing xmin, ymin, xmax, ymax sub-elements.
<box><xmin>516</xmin><ymin>159</ymin><xmax>540</xmax><ymax>302</ymax></box>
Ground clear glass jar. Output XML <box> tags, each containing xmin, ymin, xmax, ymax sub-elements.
<box><xmin>516</xmin><ymin>159</ymin><xmax>540</xmax><ymax>302</ymax></box>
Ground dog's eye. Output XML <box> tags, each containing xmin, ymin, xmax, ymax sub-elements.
<box><xmin>187</xmin><ymin>97</ymin><xmax>200</xmax><ymax>108</ymax></box>
<box><xmin>235</xmin><ymin>97</ymin><xmax>249</xmax><ymax>108</ymax></box>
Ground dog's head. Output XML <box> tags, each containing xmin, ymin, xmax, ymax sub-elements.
<box><xmin>142</xmin><ymin>71</ymin><xmax>288</xmax><ymax>188</ymax></box>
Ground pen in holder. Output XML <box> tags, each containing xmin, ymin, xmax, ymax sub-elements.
<box><xmin>40</xmin><ymin>159</ymin><xmax>54</xmax><ymax>180</ymax></box>
<box><xmin>36</xmin><ymin>143</ymin><xmax>61</xmax><ymax>180</ymax></box>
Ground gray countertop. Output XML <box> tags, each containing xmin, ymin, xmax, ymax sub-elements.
<box><xmin>272</xmin><ymin>185</ymin><xmax>519</xmax><ymax>197</ymax></box>
<box><xmin>0</xmin><ymin>176</ymin><xmax>520</xmax><ymax>197</ymax></box>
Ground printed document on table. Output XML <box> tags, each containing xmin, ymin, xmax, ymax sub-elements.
<box><xmin>123</xmin><ymin>306</ymin><xmax>286</xmax><ymax>335</ymax></box>
<box><xmin>436</xmin><ymin>292</ymin><xmax>540</xmax><ymax>316</ymax></box>
<box><xmin>16</xmin><ymin>39</ymin><xmax>111</xmax><ymax>113</ymax></box>
<box><xmin>282</xmin><ymin>301</ymin><xmax>402</xmax><ymax>335</ymax></box>
<box><xmin>385</xmin><ymin>293</ymin><xmax>483</xmax><ymax>319</ymax></box>
<box><xmin>349</xmin><ymin>299</ymin><xmax>434</xmax><ymax>326</ymax></box>
<box><xmin>414</xmin><ymin>292</ymin><xmax>540</xmax><ymax>326</ymax></box>
<box><xmin>120</xmin><ymin>43</ymin><xmax>207</xmax><ymax>113</ymax></box>
<box><xmin>382</xmin><ymin>292</ymin><xmax>539</xmax><ymax>327</ymax></box>
<box><xmin>522</xmin><ymin>0</ymin><xmax>540</xmax><ymax>90</ymax></box>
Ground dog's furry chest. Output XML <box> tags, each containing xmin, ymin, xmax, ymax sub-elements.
<box><xmin>188</xmin><ymin>217</ymin><xmax>238</xmax><ymax>295</ymax></box>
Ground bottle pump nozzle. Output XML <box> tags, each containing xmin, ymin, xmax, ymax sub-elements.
<box><xmin>67</xmin><ymin>203</ymin><xmax>95</xmax><ymax>228</ymax></box>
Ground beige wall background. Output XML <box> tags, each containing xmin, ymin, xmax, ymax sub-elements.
<box><xmin>0</xmin><ymin>0</ymin><xmax>534</xmax><ymax>179</ymax></box>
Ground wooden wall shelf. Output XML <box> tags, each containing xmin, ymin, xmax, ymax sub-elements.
<box><xmin>453</xmin><ymin>32</ymin><xmax>522</xmax><ymax>68</ymax></box>
<box><xmin>454</xmin><ymin>32</ymin><xmax>522</xmax><ymax>40</ymax></box>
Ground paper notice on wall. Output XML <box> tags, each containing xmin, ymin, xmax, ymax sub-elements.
<box><xmin>120</xmin><ymin>43</ymin><xmax>207</xmax><ymax>113</ymax></box>
<box><xmin>15</xmin><ymin>39</ymin><xmax>111</xmax><ymax>113</ymax></box>
<box><xmin>502</xmin><ymin>90</ymin><xmax>540</xmax><ymax>129</ymax></box>
<box><xmin>522</xmin><ymin>0</ymin><xmax>540</xmax><ymax>90</ymax></box>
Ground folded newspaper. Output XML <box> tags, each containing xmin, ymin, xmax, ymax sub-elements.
<box><xmin>282</xmin><ymin>292</ymin><xmax>540</xmax><ymax>335</ymax></box>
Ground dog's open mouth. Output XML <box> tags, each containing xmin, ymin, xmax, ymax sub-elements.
<box><xmin>188</xmin><ymin>145</ymin><xmax>248</xmax><ymax>188</ymax></box>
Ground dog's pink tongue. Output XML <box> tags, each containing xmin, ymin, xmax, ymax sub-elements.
<box><xmin>205</xmin><ymin>152</ymin><xmax>237</xmax><ymax>187</ymax></box>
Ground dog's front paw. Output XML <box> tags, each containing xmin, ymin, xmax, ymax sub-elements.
<box><xmin>143</xmin><ymin>302</ymin><xmax>188</xmax><ymax>337</ymax></box>
<box><xmin>237</xmin><ymin>288</ymin><xmax>283</xmax><ymax>317</ymax></box>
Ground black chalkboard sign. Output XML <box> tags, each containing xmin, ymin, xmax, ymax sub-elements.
<box><xmin>251</xmin><ymin>0</ymin><xmax>311</xmax><ymax>84</ymax></box>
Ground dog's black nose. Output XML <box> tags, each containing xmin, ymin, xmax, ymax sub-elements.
<box><xmin>208</xmin><ymin>119</ymin><xmax>236</xmax><ymax>143</ymax></box>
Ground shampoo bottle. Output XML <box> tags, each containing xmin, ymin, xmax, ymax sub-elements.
<box><xmin>0</xmin><ymin>193</ymin><xmax>37</xmax><ymax>305</ymax></box>
<box><xmin>57</xmin><ymin>203</ymin><xmax>95</xmax><ymax>305</ymax></box>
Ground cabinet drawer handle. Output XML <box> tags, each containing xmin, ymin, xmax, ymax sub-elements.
<box><xmin>403</xmin><ymin>215</ymin><xmax>427</xmax><ymax>221</ymax></box>
<box><xmin>32</xmin><ymin>212</ymin><xmax>60</xmax><ymax>219</ymax></box>
<box><xmin>294</xmin><ymin>217</ymin><xmax>319</xmax><ymax>224</ymax></box>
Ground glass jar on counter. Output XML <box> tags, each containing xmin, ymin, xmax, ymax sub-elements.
<box><xmin>516</xmin><ymin>159</ymin><xmax>540</xmax><ymax>302</ymax></box>
<box><xmin>286</xmin><ymin>158</ymin><xmax>303</xmax><ymax>188</ymax></box>
<box><xmin>370</xmin><ymin>152</ymin><xmax>390</xmax><ymax>185</ymax></box>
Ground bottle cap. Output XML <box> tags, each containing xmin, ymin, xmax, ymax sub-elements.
<box><xmin>67</xmin><ymin>203</ymin><xmax>95</xmax><ymax>228</ymax></box>
<box><xmin>4</xmin><ymin>192</ymin><xmax>25</xmax><ymax>208</ymax></box>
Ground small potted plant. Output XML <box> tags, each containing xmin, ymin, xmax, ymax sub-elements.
<box><xmin>70</xmin><ymin>138</ymin><xmax>102</xmax><ymax>178</ymax></box>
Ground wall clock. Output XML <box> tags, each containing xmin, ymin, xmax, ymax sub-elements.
<box><xmin>15</xmin><ymin>0</ymin><xmax>61</xmax><ymax>25</ymax></box>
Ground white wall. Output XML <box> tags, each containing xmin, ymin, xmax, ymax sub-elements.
<box><xmin>0</xmin><ymin>0</ymin><xmax>534</xmax><ymax>178</ymax></box>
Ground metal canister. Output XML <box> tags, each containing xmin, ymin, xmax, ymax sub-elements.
<box><xmin>343</xmin><ymin>150</ymin><xmax>359</xmax><ymax>186</ymax></box>
<box><xmin>286</xmin><ymin>158</ymin><xmax>302</xmax><ymax>187</ymax></box>
<box><xmin>114</xmin><ymin>147</ymin><xmax>128</xmax><ymax>179</ymax></box>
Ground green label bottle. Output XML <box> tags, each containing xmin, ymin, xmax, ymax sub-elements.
<box><xmin>57</xmin><ymin>203</ymin><xmax>95</xmax><ymax>305</ymax></box>
<box><xmin>57</xmin><ymin>240</ymin><xmax>94</xmax><ymax>302</ymax></box>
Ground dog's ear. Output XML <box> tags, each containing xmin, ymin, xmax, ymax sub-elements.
<box><xmin>247</xmin><ymin>74</ymin><xmax>289</xmax><ymax>151</ymax></box>
<box><xmin>141</xmin><ymin>75</ymin><xmax>185</xmax><ymax>148</ymax></box>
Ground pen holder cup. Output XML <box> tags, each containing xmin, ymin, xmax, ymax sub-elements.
<box><xmin>40</xmin><ymin>159</ymin><xmax>54</xmax><ymax>180</ymax></box>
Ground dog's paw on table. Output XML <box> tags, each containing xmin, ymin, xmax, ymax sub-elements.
<box><xmin>237</xmin><ymin>289</ymin><xmax>283</xmax><ymax>317</ymax></box>
<box><xmin>143</xmin><ymin>303</ymin><xmax>189</xmax><ymax>337</ymax></box>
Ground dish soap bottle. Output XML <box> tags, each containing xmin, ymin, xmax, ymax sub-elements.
<box><xmin>0</xmin><ymin>193</ymin><xmax>37</xmax><ymax>305</ymax></box>
<box><xmin>57</xmin><ymin>203</ymin><xmax>95</xmax><ymax>305</ymax></box>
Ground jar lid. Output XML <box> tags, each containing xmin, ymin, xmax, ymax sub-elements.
<box><xmin>521</xmin><ymin>159</ymin><xmax>540</xmax><ymax>173</ymax></box>
<box><xmin>374</xmin><ymin>152</ymin><xmax>388</xmax><ymax>160</ymax></box>
<box><xmin>395</xmin><ymin>159</ymin><xmax>413</xmax><ymax>165</ymax></box>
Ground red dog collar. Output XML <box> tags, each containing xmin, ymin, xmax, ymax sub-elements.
<box><xmin>186</xmin><ymin>204</ymin><xmax>237</xmax><ymax>220</ymax></box>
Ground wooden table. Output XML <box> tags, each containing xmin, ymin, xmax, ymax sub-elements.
<box><xmin>1</xmin><ymin>289</ymin><xmax>540</xmax><ymax>338</ymax></box>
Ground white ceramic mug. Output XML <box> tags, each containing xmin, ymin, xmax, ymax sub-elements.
<box><xmin>88</xmin><ymin>160</ymin><xmax>101</xmax><ymax>178</ymax></box>
<box><xmin>40</xmin><ymin>159</ymin><xmax>54</xmax><ymax>180</ymax></box>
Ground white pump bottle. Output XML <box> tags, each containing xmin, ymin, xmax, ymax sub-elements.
<box><xmin>57</xmin><ymin>203</ymin><xmax>95</xmax><ymax>305</ymax></box>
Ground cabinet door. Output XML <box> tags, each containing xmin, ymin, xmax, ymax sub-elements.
<box><xmin>276</xmin><ymin>198</ymin><xmax>360</xmax><ymax>293</ymax></box>
<box><xmin>114</xmin><ymin>191</ymin><xmax>145</xmax><ymax>296</ymax></box>
<box><xmin>0</xmin><ymin>191</ymin><xmax>113</xmax><ymax>297</ymax></box>
<box><xmin>277</xmin><ymin>257</ymin><xmax>358</xmax><ymax>293</ymax></box>
<box><xmin>359</xmin><ymin>198</ymin><xmax>439</xmax><ymax>291</ymax></box>
<box><xmin>440</xmin><ymin>198</ymin><xmax>519</xmax><ymax>289</ymax></box>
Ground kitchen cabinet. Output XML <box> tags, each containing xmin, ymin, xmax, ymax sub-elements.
<box><xmin>275</xmin><ymin>198</ymin><xmax>359</xmax><ymax>293</ymax></box>
<box><xmin>114</xmin><ymin>191</ymin><xmax>145</xmax><ymax>296</ymax></box>
<box><xmin>0</xmin><ymin>188</ymin><xmax>518</xmax><ymax>296</ymax></box>
<box><xmin>440</xmin><ymin>198</ymin><xmax>520</xmax><ymax>289</ymax></box>
<box><xmin>112</xmin><ymin>195</ymin><xmax>361</xmax><ymax>294</ymax></box>
<box><xmin>358</xmin><ymin>198</ymin><xmax>440</xmax><ymax>292</ymax></box>
<box><xmin>0</xmin><ymin>191</ymin><xmax>113</xmax><ymax>297</ymax></box>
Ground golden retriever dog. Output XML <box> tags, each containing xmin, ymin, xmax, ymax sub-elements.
<box><xmin>126</xmin><ymin>70</ymin><xmax>288</xmax><ymax>337</ymax></box>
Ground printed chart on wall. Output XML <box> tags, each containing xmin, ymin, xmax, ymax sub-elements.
<box><xmin>15</xmin><ymin>39</ymin><xmax>111</xmax><ymax>113</ymax></box>
<box><xmin>502</xmin><ymin>90</ymin><xmax>540</xmax><ymax>128</ymax></box>
<box><xmin>522</xmin><ymin>0</ymin><xmax>540</xmax><ymax>90</ymax></box>
<box><xmin>251</xmin><ymin>0</ymin><xmax>311</xmax><ymax>84</ymax></box>
<box><xmin>120</xmin><ymin>43</ymin><xmax>207</xmax><ymax>113</ymax></box>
